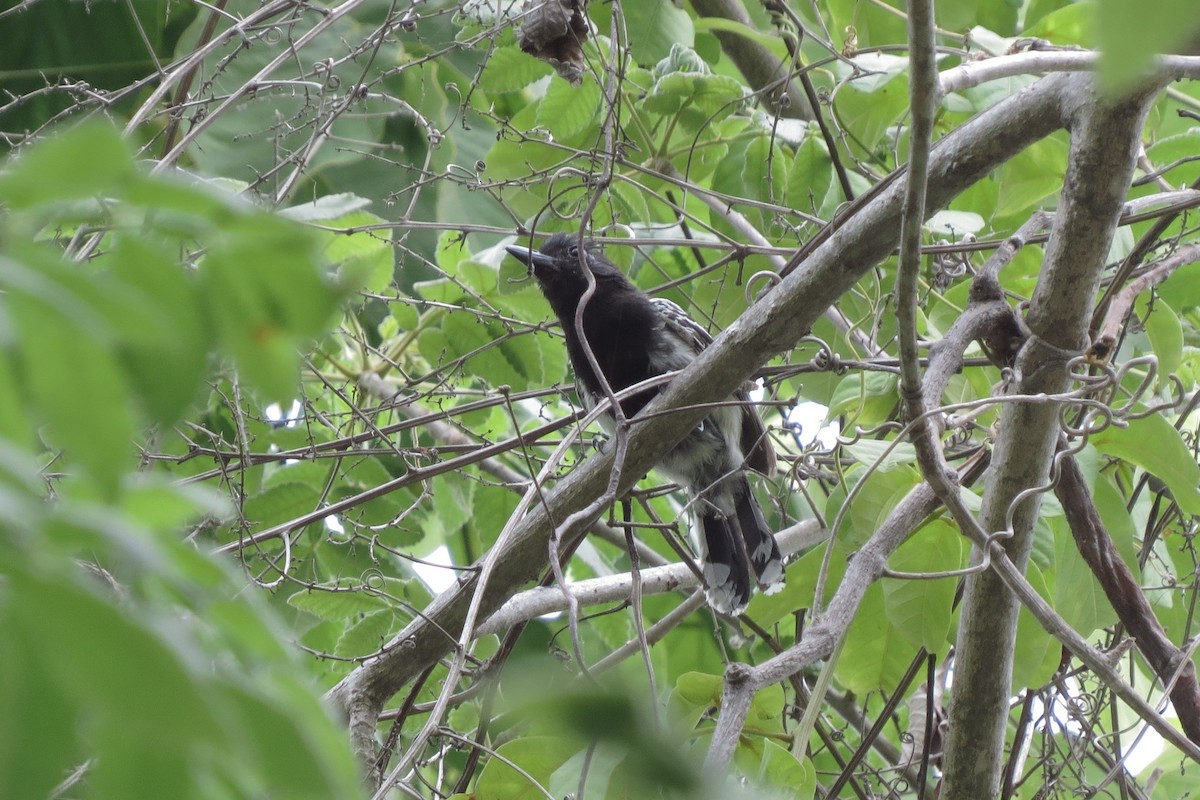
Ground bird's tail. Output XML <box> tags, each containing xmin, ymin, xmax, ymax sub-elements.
<box><xmin>696</xmin><ymin>476</ymin><xmax>783</xmax><ymax>615</ymax></box>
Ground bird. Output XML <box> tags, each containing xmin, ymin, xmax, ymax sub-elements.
<box><xmin>505</xmin><ymin>232</ymin><xmax>783</xmax><ymax>615</ymax></box>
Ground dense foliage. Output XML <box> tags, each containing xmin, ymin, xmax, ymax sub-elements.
<box><xmin>2</xmin><ymin>1</ymin><xmax>1200</xmax><ymax>798</ymax></box>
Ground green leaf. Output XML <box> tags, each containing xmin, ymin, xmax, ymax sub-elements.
<box><xmin>710</xmin><ymin>132</ymin><xmax>787</xmax><ymax>235</ymax></box>
<box><xmin>824</xmin><ymin>0</ymin><xmax>907</xmax><ymax>49</ymax></box>
<box><xmin>1097</xmin><ymin>0</ymin><xmax>1200</xmax><ymax>95</ymax></box>
<box><xmin>320</xmin><ymin>209</ymin><xmax>394</xmax><ymax>294</ymax></box>
<box><xmin>1160</xmin><ymin>256</ymin><xmax>1200</xmax><ymax>306</ymax></box>
<box><xmin>786</xmin><ymin>134</ymin><xmax>834</xmax><ymax>215</ymax></box>
<box><xmin>737</xmin><ymin>739</ymin><xmax>816</xmax><ymax>800</ymax></box>
<box><xmin>7</xmin><ymin>264</ymin><xmax>134</xmax><ymax>495</ymax></box>
<box><xmin>1049</xmin><ymin>514</ymin><xmax>1115</xmax><ymax>636</ymax></box>
<box><xmin>747</xmin><ymin>541</ymin><xmax>846</xmax><ymax>627</ymax></box>
<box><xmin>334</xmin><ymin>609</ymin><xmax>396</xmax><ymax>657</ymax></box>
<box><xmin>1142</xmin><ymin>294</ymin><xmax>1184</xmax><ymax>382</ymax></box>
<box><xmin>216</xmin><ymin>682</ymin><xmax>363</xmax><ymax>798</ymax></box>
<box><xmin>548</xmin><ymin>743</ymin><xmax>624</xmax><ymax>800</ymax></box>
<box><xmin>243</xmin><ymin>482</ymin><xmax>322</xmax><ymax>533</ymax></box>
<box><xmin>844</xmin><ymin>439</ymin><xmax>917</xmax><ymax>472</ymax></box>
<box><xmin>693</xmin><ymin>17</ymin><xmax>789</xmax><ymax>54</ymax></box>
<box><xmin>1092</xmin><ymin>471</ymin><xmax>1141</xmax><ymax>573</ymax></box>
<box><xmin>480</xmin><ymin>46</ymin><xmax>553</xmax><ymax>94</ymax></box>
<box><xmin>0</xmin><ymin>121</ymin><xmax>135</xmax><ymax>208</ymax></box>
<box><xmin>288</xmin><ymin>584</ymin><xmax>392</xmax><ymax>620</ymax></box>
<box><xmin>433</xmin><ymin>471</ymin><xmax>477</xmax><ymax>539</ymax></box>
<box><xmin>827</xmin><ymin>370</ymin><xmax>898</xmax><ymax>426</ymax></box>
<box><xmin>0</xmin><ymin>607</ymin><xmax>78</xmax><ymax>800</ymax></box>
<box><xmin>1147</xmin><ymin>131</ymin><xmax>1200</xmax><ymax>188</ymax></box>
<box><xmin>996</xmin><ymin>135</ymin><xmax>1068</xmax><ymax>217</ymax></box>
<box><xmin>615</xmin><ymin>0</ymin><xmax>695</xmax><ymax>65</ymax></box>
<box><xmin>0</xmin><ymin>3</ymin><xmax>189</xmax><ymax>136</ymax></box>
<box><xmin>199</xmin><ymin>213</ymin><xmax>339</xmax><ymax>400</ymax></box>
<box><xmin>839</xmin><ymin>582</ymin><xmax>914</xmax><ymax>693</ymax></box>
<box><xmin>644</xmin><ymin>45</ymin><xmax>747</xmax><ymax>132</ymax></box>
<box><xmin>0</xmin><ymin>352</ymin><xmax>32</xmax><ymax>450</ymax></box>
<box><xmin>102</xmin><ymin>236</ymin><xmax>210</xmax><ymax>422</ymax></box>
<box><xmin>652</xmin><ymin>42</ymin><xmax>709</xmax><ymax>77</ymax></box>
<box><xmin>832</xmin><ymin>54</ymin><xmax>910</xmax><ymax>150</ymax></box>
<box><xmin>1023</xmin><ymin>0</ymin><xmax>1072</xmax><ymax>30</ymax></box>
<box><xmin>280</xmin><ymin>192</ymin><xmax>373</xmax><ymax>222</ymax></box>
<box><xmin>1021</xmin><ymin>2</ymin><xmax>1092</xmax><ymax>47</ymax></box>
<box><xmin>1090</xmin><ymin>413</ymin><xmax>1200</xmax><ymax>515</ymax></box>
<box><xmin>1012</xmin><ymin>561</ymin><xmax>1059</xmax><ymax>689</ymax></box>
<box><xmin>674</xmin><ymin>671</ymin><xmax>723</xmax><ymax>709</ymax></box>
<box><xmin>925</xmin><ymin>209</ymin><xmax>986</xmax><ymax>237</ymax></box>
<box><xmin>883</xmin><ymin>520</ymin><xmax>963</xmax><ymax>652</ymax></box>
<box><xmin>748</xmin><ymin>683</ymin><xmax>786</xmax><ymax>722</ymax></box>
<box><xmin>11</xmin><ymin>569</ymin><xmax>220</xmax><ymax>744</ymax></box>
<box><xmin>439</xmin><ymin>311</ymin><xmax>537</xmax><ymax>388</ymax></box>
<box><xmin>536</xmin><ymin>75</ymin><xmax>602</xmax><ymax>139</ymax></box>
<box><xmin>475</xmin><ymin>737</ymin><xmax>580</xmax><ymax>800</ymax></box>
<box><xmin>973</xmin><ymin>0</ymin><xmax>1020</xmax><ymax>37</ymax></box>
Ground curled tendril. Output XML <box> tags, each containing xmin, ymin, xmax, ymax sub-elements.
<box><xmin>250</xmin><ymin>532</ymin><xmax>292</xmax><ymax>590</ymax></box>
<box><xmin>999</xmin><ymin>424</ymin><xmax>1090</xmax><ymax>540</ymax></box>
<box><xmin>833</xmin><ymin>421</ymin><xmax>904</xmax><ymax>447</ymax></box>
<box><xmin>931</xmin><ymin>234</ymin><xmax>974</xmax><ymax>291</ymax></box>
<box><xmin>446</xmin><ymin>162</ymin><xmax>483</xmax><ymax>185</ymax></box>
<box><xmin>744</xmin><ymin>269</ymin><xmax>780</xmax><ymax>305</ymax></box>
<box><xmin>809</xmin><ymin>343</ymin><xmax>846</xmax><ymax>374</ymax></box>
<box><xmin>601</xmin><ymin>222</ymin><xmax>636</xmax><ymax>242</ymax></box>
<box><xmin>361</xmin><ymin>568</ymin><xmax>388</xmax><ymax>595</ymax></box>
<box><xmin>1110</xmin><ymin>356</ymin><xmax>1161</xmax><ymax>414</ymax></box>
<box><xmin>260</xmin><ymin>26</ymin><xmax>282</xmax><ymax>45</ymax></box>
<box><xmin>945</xmin><ymin>424</ymin><xmax>975</xmax><ymax>449</ymax></box>
<box><xmin>544</xmin><ymin>169</ymin><xmax>588</xmax><ymax>219</ymax></box>
<box><xmin>1060</xmin><ymin>399</ymin><xmax>1118</xmax><ymax>439</ymax></box>
<box><xmin>1064</xmin><ymin>688</ymin><xmax>1100</xmax><ymax>717</ymax></box>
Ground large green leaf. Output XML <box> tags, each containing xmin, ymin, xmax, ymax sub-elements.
<box><xmin>839</xmin><ymin>582</ymin><xmax>915</xmax><ymax>693</ymax></box>
<box><xmin>883</xmin><ymin>520</ymin><xmax>963</xmax><ymax>652</ymax></box>
<box><xmin>1090</xmin><ymin>412</ymin><xmax>1200</xmax><ymax>515</ymax></box>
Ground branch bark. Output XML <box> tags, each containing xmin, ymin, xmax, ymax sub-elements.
<box><xmin>942</xmin><ymin>74</ymin><xmax>1167</xmax><ymax>800</ymax></box>
<box><xmin>1055</xmin><ymin>450</ymin><xmax>1200</xmax><ymax>742</ymax></box>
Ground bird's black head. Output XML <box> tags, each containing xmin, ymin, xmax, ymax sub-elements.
<box><xmin>504</xmin><ymin>233</ymin><xmax>628</xmax><ymax>306</ymax></box>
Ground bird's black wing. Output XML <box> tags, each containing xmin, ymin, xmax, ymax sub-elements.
<box><xmin>651</xmin><ymin>297</ymin><xmax>712</xmax><ymax>354</ymax></box>
<box><xmin>651</xmin><ymin>298</ymin><xmax>776</xmax><ymax>476</ymax></box>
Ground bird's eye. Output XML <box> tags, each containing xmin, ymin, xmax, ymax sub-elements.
<box><xmin>568</xmin><ymin>245</ymin><xmax>579</xmax><ymax>259</ymax></box>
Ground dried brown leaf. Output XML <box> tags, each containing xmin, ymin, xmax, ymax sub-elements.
<box><xmin>516</xmin><ymin>0</ymin><xmax>588</xmax><ymax>85</ymax></box>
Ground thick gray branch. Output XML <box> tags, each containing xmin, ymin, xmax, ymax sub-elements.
<box><xmin>941</xmin><ymin>75</ymin><xmax>1167</xmax><ymax>800</ymax></box>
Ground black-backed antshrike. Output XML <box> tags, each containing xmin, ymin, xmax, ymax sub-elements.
<box><xmin>505</xmin><ymin>233</ymin><xmax>783</xmax><ymax>614</ymax></box>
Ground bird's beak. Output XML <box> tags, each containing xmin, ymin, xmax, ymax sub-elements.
<box><xmin>505</xmin><ymin>244</ymin><xmax>556</xmax><ymax>272</ymax></box>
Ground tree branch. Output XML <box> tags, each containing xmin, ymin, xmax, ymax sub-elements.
<box><xmin>474</xmin><ymin>521</ymin><xmax>824</xmax><ymax>637</ymax></box>
<box><xmin>1055</xmin><ymin>449</ymin><xmax>1200</xmax><ymax>743</ymax></box>
<box><xmin>942</xmin><ymin>74</ymin><xmax>1169</xmax><ymax>800</ymax></box>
